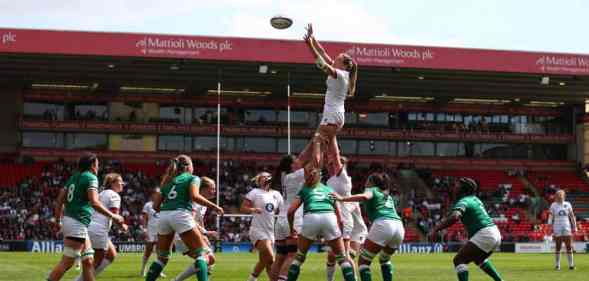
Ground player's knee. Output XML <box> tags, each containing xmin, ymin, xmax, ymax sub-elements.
<box><xmin>453</xmin><ymin>255</ymin><xmax>465</xmax><ymax>266</ymax></box>
<box><xmin>81</xmin><ymin>248</ymin><xmax>95</xmax><ymax>263</ymax></box>
<box><xmin>157</xmin><ymin>250</ymin><xmax>170</xmax><ymax>265</ymax></box>
<box><xmin>359</xmin><ymin>248</ymin><xmax>376</xmax><ymax>265</ymax></box>
<box><xmin>379</xmin><ymin>253</ymin><xmax>392</xmax><ymax>265</ymax></box>
<box><xmin>292</xmin><ymin>251</ymin><xmax>307</xmax><ymax>266</ymax></box>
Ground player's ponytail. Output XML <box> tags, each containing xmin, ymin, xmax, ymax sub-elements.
<box><xmin>160</xmin><ymin>154</ymin><xmax>192</xmax><ymax>187</ymax></box>
<box><xmin>343</xmin><ymin>54</ymin><xmax>358</xmax><ymax>97</ymax></box>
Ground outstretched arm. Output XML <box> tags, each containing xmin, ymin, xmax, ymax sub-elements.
<box><xmin>303</xmin><ymin>24</ymin><xmax>337</xmax><ymax>78</ymax></box>
<box><xmin>333</xmin><ymin>190</ymin><xmax>373</xmax><ymax>203</ymax></box>
<box><xmin>431</xmin><ymin>211</ymin><xmax>462</xmax><ymax>235</ymax></box>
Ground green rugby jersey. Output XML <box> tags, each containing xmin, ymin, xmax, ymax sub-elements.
<box><xmin>452</xmin><ymin>195</ymin><xmax>495</xmax><ymax>238</ymax></box>
<box><xmin>161</xmin><ymin>172</ymin><xmax>201</xmax><ymax>211</ymax></box>
<box><xmin>64</xmin><ymin>171</ymin><xmax>99</xmax><ymax>226</ymax></box>
<box><xmin>362</xmin><ymin>187</ymin><xmax>401</xmax><ymax>222</ymax></box>
<box><xmin>297</xmin><ymin>183</ymin><xmax>335</xmax><ymax>214</ymax></box>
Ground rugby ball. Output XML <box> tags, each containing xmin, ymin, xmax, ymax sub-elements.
<box><xmin>270</xmin><ymin>15</ymin><xmax>293</xmax><ymax>29</ymax></box>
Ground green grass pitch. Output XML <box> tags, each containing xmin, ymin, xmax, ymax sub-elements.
<box><xmin>0</xmin><ymin>252</ymin><xmax>586</xmax><ymax>281</ymax></box>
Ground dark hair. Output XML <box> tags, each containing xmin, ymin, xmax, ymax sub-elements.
<box><xmin>272</xmin><ymin>154</ymin><xmax>295</xmax><ymax>191</ymax></box>
<box><xmin>342</xmin><ymin>54</ymin><xmax>358</xmax><ymax>97</ymax></box>
<box><xmin>160</xmin><ymin>155</ymin><xmax>192</xmax><ymax>187</ymax></box>
<box><xmin>458</xmin><ymin>177</ymin><xmax>478</xmax><ymax>196</ymax></box>
<box><xmin>367</xmin><ymin>172</ymin><xmax>391</xmax><ymax>191</ymax></box>
<box><xmin>78</xmin><ymin>152</ymin><xmax>97</xmax><ymax>171</ymax></box>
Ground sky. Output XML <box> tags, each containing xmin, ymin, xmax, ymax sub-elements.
<box><xmin>0</xmin><ymin>0</ymin><xmax>587</xmax><ymax>54</ymax></box>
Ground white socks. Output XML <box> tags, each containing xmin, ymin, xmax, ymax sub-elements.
<box><xmin>174</xmin><ymin>264</ymin><xmax>198</xmax><ymax>281</ymax></box>
<box><xmin>247</xmin><ymin>274</ymin><xmax>258</xmax><ymax>281</ymax></box>
<box><xmin>326</xmin><ymin>264</ymin><xmax>336</xmax><ymax>281</ymax></box>
<box><xmin>555</xmin><ymin>252</ymin><xmax>561</xmax><ymax>268</ymax></box>
<box><xmin>566</xmin><ymin>252</ymin><xmax>574</xmax><ymax>268</ymax></box>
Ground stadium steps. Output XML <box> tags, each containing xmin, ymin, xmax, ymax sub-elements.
<box><xmin>397</xmin><ymin>169</ymin><xmax>433</xmax><ymax>207</ymax></box>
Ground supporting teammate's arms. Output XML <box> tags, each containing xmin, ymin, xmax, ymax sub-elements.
<box><xmin>189</xmin><ymin>181</ymin><xmax>224</xmax><ymax>215</ymax></box>
<box><xmin>287</xmin><ymin>198</ymin><xmax>303</xmax><ymax>237</ymax></box>
<box><xmin>54</xmin><ymin>189</ymin><xmax>66</xmax><ymax>224</ymax></box>
<box><xmin>332</xmin><ymin>190</ymin><xmax>374</xmax><ymax>202</ymax></box>
<box><xmin>429</xmin><ymin>210</ymin><xmax>462</xmax><ymax>238</ymax></box>
<box><xmin>88</xmin><ymin>189</ymin><xmax>124</xmax><ymax>225</ymax></box>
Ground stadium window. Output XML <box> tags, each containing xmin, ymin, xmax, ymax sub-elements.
<box><xmin>73</xmin><ymin>104</ymin><xmax>108</xmax><ymax>121</ymax></box>
<box><xmin>22</xmin><ymin>132</ymin><xmax>64</xmax><ymax>148</ymax></box>
<box><xmin>237</xmin><ymin>137</ymin><xmax>277</xmax><ymax>153</ymax></box>
<box><xmin>357</xmin><ymin>112</ymin><xmax>389</xmax><ymax>127</ymax></box>
<box><xmin>411</xmin><ymin>142</ymin><xmax>435</xmax><ymax>156</ymax></box>
<box><xmin>389</xmin><ymin>141</ymin><xmax>398</xmax><ymax>156</ymax></box>
<box><xmin>66</xmin><ymin>133</ymin><xmax>107</xmax><ymax>149</ymax></box>
<box><xmin>244</xmin><ymin>109</ymin><xmax>277</xmax><ymax>124</ymax></box>
<box><xmin>159</xmin><ymin>106</ymin><xmax>191</xmax><ymax>124</ymax></box>
<box><xmin>426</xmin><ymin>113</ymin><xmax>434</xmax><ymax>121</ymax></box>
<box><xmin>23</xmin><ymin>102</ymin><xmax>65</xmax><ymax>121</ymax></box>
<box><xmin>500</xmin><ymin>115</ymin><xmax>509</xmax><ymax>123</ymax></box>
<box><xmin>436</xmin><ymin>142</ymin><xmax>466</xmax><ymax>157</ymax></box>
<box><xmin>158</xmin><ymin>135</ymin><xmax>186</xmax><ymax>151</ymax></box>
<box><xmin>463</xmin><ymin>115</ymin><xmax>473</xmax><ymax>126</ymax></box>
<box><xmin>475</xmin><ymin>143</ymin><xmax>511</xmax><ymax>158</ymax></box>
<box><xmin>278</xmin><ymin>138</ymin><xmax>307</xmax><ymax>153</ymax></box>
<box><xmin>445</xmin><ymin>113</ymin><xmax>454</xmax><ymax>122</ymax></box>
<box><xmin>277</xmin><ymin>111</ymin><xmax>309</xmax><ymax>124</ymax></box>
<box><xmin>193</xmin><ymin>136</ymin><xmax>234</xmax><ymax>152</ymax></box>
<box><xmin>436</xmin><ymin>113</ymin><xmax>446</xmax><ymax>122</ymax></box>
<box><xmin>345</xmin><ymin>112</ymin><xmax>358</xmax><ymax>125</ymax></box>
<box><xmin>193</xmin><ymin>107</ymin><xmax>227</xmax><ymax>125</ymax></box>
<box><xmin>455</xmin><ymin>114</ymin><xmax>463</xmax><ymax>122</ymax></box>
<box><xmin>339</xmin><ymin>139</ymin><xmax>358</xmax><ymax>155</ymax></box>
<box><xmin>358</xmin><ymin>140</ymin><xmax>388</xmax><ymax>155</ymax></box>
<box><xmin>408</xmin><ymin>112</ymin><xmax>417</xmax><ymax>121</ymax></box>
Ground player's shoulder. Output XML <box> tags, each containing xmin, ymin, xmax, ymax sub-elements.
<box><xmin>564</xmin><ymin>201</ymin><xmax>573</xmax><ymax>207</ymax></box>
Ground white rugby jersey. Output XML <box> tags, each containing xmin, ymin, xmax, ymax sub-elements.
<box><xmin>324</xmin><ymin>69</ymin><xmax>350</xmax><ymax>113</ymax></box>
<box><xmin>142</xmin><ymin>201</ymin><xmax>159</xmax><ymax>229</ymax></box>
<box><xmin>280</xmin><ymin>168</ymin><xmax>305</xmax><ymax>217</ymax></box>
<box><xmin>327</xmin><ymin>168</ymin><xmax>354</xmax><ymax>221</ymax></box>
<box><xmin>90</xmin><ymin>189</ymin><xmax>121</xmax><ymax>231</ymax></box>
<box><xmin>549</xmin><ymin>201</ymin><xmax>573</xmax><ymax>227</ymax></box>
<box><xmin>245</xmin><ymin>188</ymin><xmax>283</xmax><ymax>232</ymax></box>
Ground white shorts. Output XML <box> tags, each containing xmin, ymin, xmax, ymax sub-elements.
<box><xmin>350</xmin><ymin>218</ymin><xmax>368</xmax><ymax>244</ymax></box>
<box><xmin>301</xmin><ymin>213</ymin><xmax>341</xmax><ymax>241</ymax></box>
<box><xmin>553</xmin><ymin>224</ymin><xmax>572</xmax><ymax>237</ymax></box>
<box><xmin>88</xmin><ymin>224</ymin><xmax>109</xmax><ymax>250</ymax></box>
<box><xmin>470</xmin><ymin>226</ymin><xmax>501</xmax><ymax>253</ymax></box>
<box><xmin>367</xmin><ymin>219</ymin><xmax>404</xmax><ymax>249</ymax></box>
<box><xmin>250</xmin><ymin>228</ymin><xmax>275</xmax><ymax>246</ymax></box>
<box><xmin>320</xmin><ymin>111</ymin><xmax>345</xmax><ymax>128</ymax></box>
<box><xmin>275</xmin><ymin>215</ymin><xmax>303</xmax><ymax>241</ymax></box>
<box><xmin>146</xmin><ymin>225</ymin><xmax>158</xmax><ymax>242</ymax></box>
<box><xmin>340</xmin><ymin>205</ymin><xmax>354</xmax><ymax>239</ymax></box>
<box><xmin>158</xmin><ymin>210</ymin><xmax>196</xmax><ymax>236</ymax></box>
<box><xmin>62</xmin><ymin>216</ymin><xmax>89</xmax><ymax>240</ymax></box>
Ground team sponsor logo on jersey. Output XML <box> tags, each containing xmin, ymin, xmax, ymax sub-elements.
<box><xmin>265</xmin><ymin>203</ymin><xmax>275</xmax><ymax>212</ymax></box>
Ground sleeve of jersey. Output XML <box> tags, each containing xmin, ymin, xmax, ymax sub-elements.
<box><xmin>86</xmin><ymin>174</ymin><xmax>99</xmax><ymax>190</ymax></box>
<box><xmin>142</xmin><ymin>204</ymin><xmax>149</xmax><ymax>214</ymax></box>
<box><xmin>191</xmin><ymin>176</ymin><xmax>201</xmax><ymax>187</ymax></box>
<box><xmin>245</xmin><ymin>190</ymin><xmax>256</xmax><ymax>202</ymax></box>
<box><xmin>110</xmin><ymin>194</ymin><xmax>122</xmax><ymax>209</ymax></box>
<box><xmin>294</xmin><ymin>168</ymin><xmax>305</xmax><ymax>182</ymax></box>
<box><xmin>451</xmin><ymin>200</ymin><xmax>466</xmax><ymax>215</ymax></box>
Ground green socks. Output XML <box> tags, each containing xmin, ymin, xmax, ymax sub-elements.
<box><xmin>455</xmin><ymin>264</ymin><xmax>468</xmax><ymax>281</ymax></box>
<box><xmin>480</xmin><ymin>260</ymin><xmax>502</xmax><ymax>281</ymax></box>
<box><xmin>287</xmin><ymin>263</ymin><xmax>301</xmax><ymax>281</ymax></box>
<box><xmin>380</xmin><ymin>261</ymin><xmax>394</xmax><ymax>281</ymax></box>
<box><xmin>359</xmin><ymin>265</ymin><xmax>372</xmax><ymax>281</ymax></box>
<box><xmin>145</xmin><ymin>261</ymin><xmax>164</xmax><ymax>281</ymax></box>
<box><xmin>340</xmin><ymin>261</ymin><xmax>356</xmax><ymax>281</ymax></box>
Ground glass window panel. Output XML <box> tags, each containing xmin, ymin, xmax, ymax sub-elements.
<box><xmin>237</xmin><ymin>137</ymin><xmax>276</xmax><ymax>153</ymax></box>
<box><xmin>278</xmin><ymin>138</ymin><xmax>307</xmax><ymax>153</ymax></box>
<box><xmin>436</xmin><ymin>142</ymin><xmax>465</xmax><ymax>157</ymax></box>
<box><xmin>339</xmin><ymin>139</ymin><xmax>357</xmax><ymax>155</ymax></box>
<box><xmin>358</xmin><ymin>140</ymin><xmax>388</xmax><ymax>155</ymax></box>
<box><xmin>159</xmin><ymin>106</ymin><xmax>190</xmax><ymax>124</ymax></box>
<box><xmin>412</xmin><ymin>142</ymin><xmax>435</xmax><ymax>156</ymax></box>
<box><xmin>158</xmin><ymin>135</ymin><xmax>185</xmax><ymax>151</ymax></box>
<box><xmin>73</xmin><ymin>104</ymin><xmax>108</xmax><ymax>121</ymax></box>
<box><xmin>426</xmin><ymin>113</ymin><xmax>434</xmax><ymax>121</ymax></box>
<box><xmin>436</xmin><ymin>113</ymin><xmax>446</xmax><ymax>122</ymax></box>
<box><xmin>22</xmin><ymin>132</ymin><xmax>64</xmax><ymax>148</ymax></box>
<box><xmin>193</xmin><ymin>136</ymin><xmax>234</xmax><ymax>152</ymax></box>
<box><xmin>358</xmin><ymin>112</ymin><xmax>388</xmax><ymax>127</ymax></box>
<box><xmin>24</xmin><ymin>102</ymin><xmax>65</xmax><ymax>121</ymax></box>
<box><xmin>244</xmin><ymin>109</ymin><xmax>277</xmax><ymax>123</ymax></box>
<box><xmin>66</xmin><ymin>133</ymin><xmax>107</xmax><ymax>149</ymax></box>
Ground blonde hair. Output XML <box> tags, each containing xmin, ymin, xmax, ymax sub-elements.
<box><xmin>342</xmin><ymin>54</ymin><xmax>358</xmax><ymax>97</ymax></box>
<box><xmin>201</xmin><ymin>176</ymin><xmax>215</xmax><ymax>190</ymax></box>
<box><xmin>103</xmin><ymin>173</ymin><xmax>121</xmax><ymax>189</ymax></box>
<box><xmin>160</xmin><ymin>154</ymin><xmax>192</xmax><ymax>187</ymax></box>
